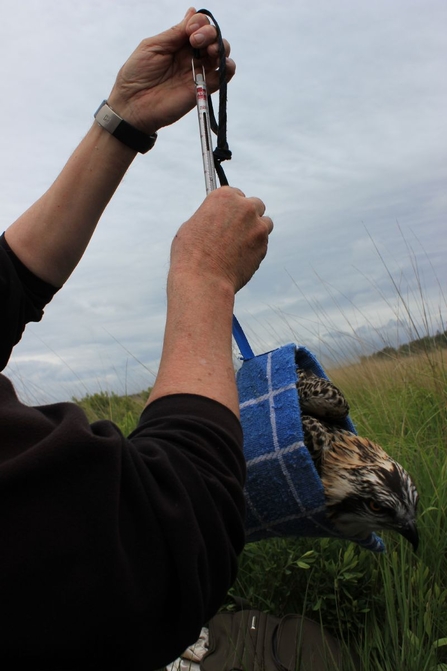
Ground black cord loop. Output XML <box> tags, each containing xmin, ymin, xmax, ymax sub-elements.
<box><xmin>194</xmin><ymin>9</ymin><xmax>232</xmax><ymax>187</ymax></box>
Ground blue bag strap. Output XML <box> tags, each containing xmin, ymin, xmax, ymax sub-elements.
<box><xmin>232</xmin><ymin>315</ymin><xmax>255</xmax><ymax>360</ymax></box>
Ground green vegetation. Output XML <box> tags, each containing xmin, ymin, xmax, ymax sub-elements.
<box><xmin>230</xmin><ymin>348</ymin><xmax>447</xmax><ymax>670</ymax></box>
<box><xmin>73</xmin><ymin>389</ymin><xmax>149</xmax><ymax>435</ymax></box>
<box><xmin>75</xmin><ymin>345</ymin><xmax>447</xmax><ymax>670</ymax></box>
<box><xmin>361</xmin><ymin>330</ymin><xmax>447</xmax><ymax>362</ymax></box>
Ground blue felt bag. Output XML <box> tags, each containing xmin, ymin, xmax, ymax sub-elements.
<box><xmin>233</xmin><ymin>319</ymin><xmax>385</xmax><ymax>552</ymax></box>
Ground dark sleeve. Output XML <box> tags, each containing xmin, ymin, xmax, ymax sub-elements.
<box><xmin>0</xmin><ymin>379</ymin><xmax>245</xmax><ymax>669</ymax></box>
<box><xmin>0</xmin><ymin>233</ymin><xmax>59</xmax><ymax>370</ymax></box>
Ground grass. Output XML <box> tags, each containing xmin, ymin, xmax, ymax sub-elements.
<box><xmin>229</xmin><ymin>347</ymin><xmax>447</xmax><ymax>670</ymax></box>
<box><xmin>74</xmin><ymin>345</ymin><xmax>447</xmax><ymax>670</ymax></box>
<box><xmin>73</xmin><ymin>389</ymin><xmax>150</xmax><ymax>435</ymax></box>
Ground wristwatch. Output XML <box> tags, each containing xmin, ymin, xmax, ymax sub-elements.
<box><xmin>94</xmin><ymin>100</ymin><xmax>157</xmax><ymax>154</ymax></box>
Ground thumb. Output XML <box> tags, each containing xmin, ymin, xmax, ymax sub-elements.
<box><xmin>161</xmin><ymin>7</ymin><xmax>197</xmax><ymax>50</ymax></box>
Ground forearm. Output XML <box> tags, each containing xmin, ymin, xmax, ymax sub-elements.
<box><xmin>4</xmin><ymin>123</ymin><xmax>136</xmax><ymax>287</ymax></box>
<box><xmin>147</xmin><ymin>272</ymin><xmax>239</xmax><ymax>417</ymax></box>
<box><xmin>3</xmin><ymin>10</ymin><xmax>235</xmax><ymax>289</ymax></box>
<box><xmin>147</xmin><ymin>186</ymin><xmax>272</xmax><ymax>416</ymax></box>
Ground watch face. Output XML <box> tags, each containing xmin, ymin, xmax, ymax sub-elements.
<box><xmin>95</xmin><ymin>102</ymin><xmax>121</xmax><ymax>133</ymax></box>
<box><xmin>94</xmin><ymin>100</ymin><xmax>108</xmax><ymax>117</ymax></box>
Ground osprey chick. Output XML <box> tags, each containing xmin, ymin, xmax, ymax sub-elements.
<box><xmin>297</xmin><ymin>369</ymin><xmax>419</xmax><ymax>550</ymax></box>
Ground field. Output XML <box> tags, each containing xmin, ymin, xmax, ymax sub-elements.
<box><xmin>75</xmin><ymin>345</ymin><xmax>447</xmax><ymax>670</ymax></box>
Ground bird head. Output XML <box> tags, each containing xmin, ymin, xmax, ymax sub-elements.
<box><xmin>322</xmin><ymin>434</ymin><xmax>419</xmax><ymax>550</ymax></box>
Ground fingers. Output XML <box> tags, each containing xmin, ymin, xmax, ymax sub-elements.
<box><xmin>186</xmin><ymin>13</ymin><xmax>232</xmax><ymax>58</ymax></box>
<box><xmin>261</xmin><ymin>215</ymin><xmax>274</xmax><ymax>235</ymax></box>
<box><xmin>207</xmin><ymin>38</ymin><xmax>235</xmax><ymax>82</ymax></box>
<box><xmin>224</xmin><ymin>189</ymin><xmax>273</xmax><ymax>233</ymax></box>
<box><xmin>215</xmin><ymin>188</ymin><xmax>273</xmax><ymax>231</ymax></box>
<box><xmin>170</xmin><ymin>186</ymin><xmax>273</xmax><ymax>294</ymax></box>
<box><xmin>250</xmin><ymin>202</ymin><xmax>273</xmax><ymax>235</ymax></box>
<box><xmin>185</xmin><ymin>13</ymin><xmax>235</xmax><ymax>87</ymax></box>
<box><xmin>224</xmin><ymin>58</ymin><xmax>236</xmax><ymax>82</ymax></box>
<box><xmin>206</xmin><ymin>37</ymin><xmax>231</xmax><ymax>61</ymax></box>
<box><xmin>188</xmin><ymin>22</ymin><xmax>218</xmax><ymax>50</ymax></box>
<box><xmin>226</xmin><ymin>186</ymin><xmax>245</xmax><ymax>198</ymax></box>
<box><xmin>246</xmin><ymin>196</ymin><xmax>274</xmax><ymax>233</ymax></box>
<box><xmin>246</xmin><ymin>196</ymin><xmax>266</xmax><ymax>217</ymax></box>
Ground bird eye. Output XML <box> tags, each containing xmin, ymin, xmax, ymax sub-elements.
<box><xmin>369</xmin><ymin>500</ymin><xmax>383</xmax><ymax>513</ymax></box>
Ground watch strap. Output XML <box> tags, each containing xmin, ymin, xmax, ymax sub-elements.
<box><xmin>94</xmin><ymin>100</ymin><xmax>157</xmax><ymax>154</ymax></box>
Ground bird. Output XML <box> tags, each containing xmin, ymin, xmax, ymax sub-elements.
<box><xmin>296</xmin><ymin>368</ymin><xmax>419</xmax><ymax>550</ymax></box>
<box><xmin>296</xmin><ymin>367</ymin><xmax>350</xmax><ymax>420</ymax></box>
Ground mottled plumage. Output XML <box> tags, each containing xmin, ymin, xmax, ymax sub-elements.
<box><xmin>296</xmin><ymin>368</ymin><xmax>350</xmax><ymax>420</ymax></box>
<box><xmin>297</xmin><ymin>369</ymin><xmax>419</xmax><ymax>549</ymax></box>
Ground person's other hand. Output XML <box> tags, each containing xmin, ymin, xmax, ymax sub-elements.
<box><xmin>169</xmin><ymin>186</ymin><xmax>273</xmax><ymax>293</ymax></box>
<box><xmin>107</xmin><ymin>8</ymin><xmax>235</xmax><ymax>136</ymax></box>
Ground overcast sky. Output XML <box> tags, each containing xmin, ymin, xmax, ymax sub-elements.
<box><xmin>1</xmin><ymin>0</ymin><xmax>446</xmax><ymax>404</ymax></box>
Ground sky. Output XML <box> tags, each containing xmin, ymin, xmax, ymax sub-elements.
<box><xmin>0</xmin><ymin>0</ymin><xmax>446</xmax><ymax>405</ymax></box>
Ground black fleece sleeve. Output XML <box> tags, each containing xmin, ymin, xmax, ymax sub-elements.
<box><xmin>0</xmin><ymin>232</ymin><xmax>59</xmax><ymax>370</ymax></box>
<box><xmin>0</xmin><ymin>378</ymin><xmax>245</xmax><ymax>670</ymax></box>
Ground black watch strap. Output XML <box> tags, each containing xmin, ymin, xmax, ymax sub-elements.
<box><xmin>94</xmin><ymin>100</ymin><xmax>157</xmax><ymax>154</ymax></box>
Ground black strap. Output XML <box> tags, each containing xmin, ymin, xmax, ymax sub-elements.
<box><xmin>194</xmin><ymin>9</ymin><xmax>232</xmax><ymax>186</ymax></box>
<box><xmin>112</xmin><ymin>117</ymin><xmax>157</xmax><ymax>154</ymax></box>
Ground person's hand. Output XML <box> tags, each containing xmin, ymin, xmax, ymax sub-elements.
<box><xmin>169</xmin><ymin>187</ymin><xmax>273</xmax><ymax>293</ymax></box>
<box><xmin>107</xmin><ymin>8</ymin><xmax>235</xmax><ymax>136</ymax></box>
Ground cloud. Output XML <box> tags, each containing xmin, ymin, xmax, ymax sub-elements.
<box><xmin>1</xmin><ymin>0</ymin><xmax>446</xmax><ymax>403</ymax></box>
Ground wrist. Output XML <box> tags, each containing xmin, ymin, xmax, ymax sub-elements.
<box><xmin>94</xmin><ymin>100</ymin><xmax>157</xmax><ymax>154</ymax></box>
<box><xmin>88</xmin><ymin>121</ymin><xmax>139</xmax><ymax>171</ymax></box>
<box><xmin>167</xmin><ymin>267</ymin><xmax>236</xmax><ymax>308</ymax></box>
<box><xmin>107</xmin><ymin>92</ymin><xmax>159</xmax><ymax>137</ymax></box>
<box><xmin>166</xmin><ymin>270</ymin><xmax>235</xmax><ymax>358</ymax></box>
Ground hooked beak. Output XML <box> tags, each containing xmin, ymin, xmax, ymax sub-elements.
<box><xmin>399</xmin><ymin>520</ymin><xmax>419</xmax><ymax>552</ymax></box>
